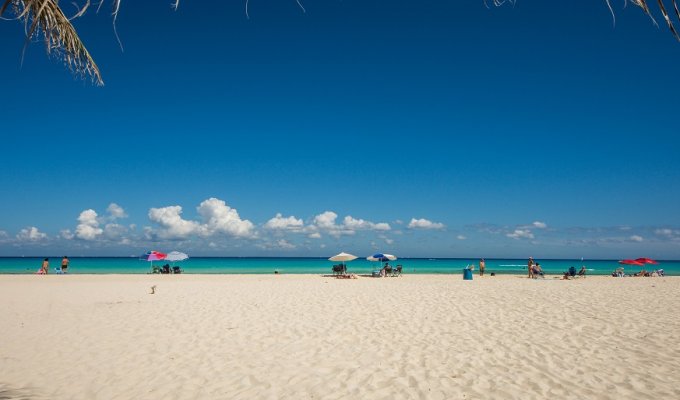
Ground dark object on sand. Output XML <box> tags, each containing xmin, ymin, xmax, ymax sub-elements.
<box><xmin>331</xmin><ymin>264</ymin><xmax>346</xmax><ymax>276</ymax></box>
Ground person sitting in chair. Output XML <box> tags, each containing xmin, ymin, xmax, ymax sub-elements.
<box><xmin>381</xmin><ymin>262</ymin><xmax>392</xmax><ymax>277</ymax></box>
<box><xmin>532</xmin><ymin>263</ymin><xmax>544</xmax><ymax>278</ymax></box>
<box><xmin>578</xmin><ymin>266</ymin><xmax>587</xmax><ymax>278</ymax></box>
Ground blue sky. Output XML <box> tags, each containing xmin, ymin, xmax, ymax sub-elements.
<box><xmin>1</xmin><ymin>1</ymin><xmax>680</xmax><ymax>258</ymax></box>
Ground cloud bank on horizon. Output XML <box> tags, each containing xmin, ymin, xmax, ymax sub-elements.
<box><xmin>1</xmin><ymin>197</ymin><xmax>679</xmax><ymax>258</ymax></box>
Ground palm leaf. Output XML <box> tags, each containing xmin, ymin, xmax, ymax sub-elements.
<box><xmin>1</xmin><ymin>0</ymin><xmax>103</xmax><ymax>85</ymax></box>
<box><xmin>2</xmin><ymin>1</ymin><xmax>680</xmax><ymax>87</ymax></box>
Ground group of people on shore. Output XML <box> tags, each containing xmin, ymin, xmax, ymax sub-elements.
<box><xmin>527</xmin><ymin>257</ymin><xmax>546</xmax><ymax>279</ymax></box>
<box><xmin>37</xmin><ymin>257</ymin><xmax>69</xmax><ymax>274</ymax></box>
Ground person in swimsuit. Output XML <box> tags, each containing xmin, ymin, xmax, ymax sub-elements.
<box><xmin>61</xmin><ymin>256</ymin><xmax>69</xmax><ymax>273</ymax></box>
<box><xmin>40</xmin><ymin>258</ymin><xmax>49</xmax><ymax>274</ymax></box>
<box><xmin>527</xmin><ymin>257</ymin><xmax>534</xmax><ymax>279</ymax></box>
<box><xmin>479</xmin><ymin>258</ymin><xmax>485</xmax><ymax>276</ymax></box>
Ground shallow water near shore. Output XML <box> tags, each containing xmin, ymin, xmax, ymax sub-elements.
<box><xmin>0</xmin><ymin>257</ymin><xmax>677</xmax><ymax>275</ymax></box>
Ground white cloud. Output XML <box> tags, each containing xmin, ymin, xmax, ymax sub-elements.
<box><xmin>308</xmin><ymin>232</ymin><xmax>322</xmax><ymax>239</ymax></box>
<box><xmin>276</xmin><ymin>239</ymin><xmax>296</xmax><ymax>249</ymax></box>
<box><xmin>343</xmin><ymin>216</ymin><xmax>391</xmax><ymax>231</ymax></box>
<box><xmin>148</xmin><ymin>198</ymin><xmax>255</xmax><ymax>240</ymax></box>
<box><xmin>264</xmin><ymin>213</ymin><xmax>304</xmax><ymax>231</ymax></box>
<box><xmin>629</xmin><ymin>235</ymin><xmax>644</xmax><ymax>242</ymax></box>
<box><xmin>378</xmin><ymin>234</ymin><xmax>394</xmax><ymax>245</ymax></box>
<box><xmin>76</xmin><ymin>209</ymin><xmax>104</xmax><ymax>240</ymax></box>
<box><xmin>196</xmin><ymin>198</ymin><xmax>255</xmax><ymax>238</ymax></box>
<box><xmin>103</xmin><ymin>223</ymin><xmax>128</xmax><ymax>241</ymax></box>
<box><xmin>506</xmin><ymin>229</ymin><xmax>534</xmax><ymax>240</ymax></box>
<box><xmin>456</xmin><ymin>235</ymin><xmax>467</xmax><ymax>240</ymax></box>
<box><xmin>16</xmin><ymin>226</ymin><xmax>47</xmax><ymax>242</ymax></box>
<box><xmin>314</xmin><ymin>211</ymin><xmax>339</xmax><ymax>230</ymax></box>
<box><xmin>106</xmin><ymin>203</ymin><xmax>127</xmax><ymax>219</ymax></box>
<box><xmin>408</xmin><ymin>218</ymin><xmax>445</xmax><ymax>230</ymax></box>
<box><xmin>60</xmin><ymin>229</ymin><xmax>75</xmax><ymax>240</ymax></box>
<box><xmin>148</xmin><ymin>205</ymin><xmax>200</xmax><ymax>239</ymax></box>
<box><xmin>532</xmin><ymin>221</ymin><xmax>547</xmax><ymax>229</ymax></box>
<box><xmin>310</xmin><ymin>211</ymin><xmax>354</xmax><ymax>237</ymax></box>
<box><xmin>654</xmin><ymin>228</ymin><xmax>680</xmax><ymax>238</ymax></box>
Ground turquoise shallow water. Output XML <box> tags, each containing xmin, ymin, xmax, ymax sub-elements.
<box><xmin>0</xmin><ymin>257</ymin><xmax>677</xmax><ymax>275</ymax></box>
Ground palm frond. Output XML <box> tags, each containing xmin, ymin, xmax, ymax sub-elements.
<box><xmin>1</xmin><ymin>0</ymin><xmax>103</xmax><ymax>85</ymax></box>
<box><xmin>2</xmin><ymin>1</ymin><xmax>680</xmax><ymax>87</ymax></box>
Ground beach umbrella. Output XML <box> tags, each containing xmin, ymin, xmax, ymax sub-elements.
<box><xmin>141</xmin><ymin>251</ymin><xmax>167</xmax><ymax>261</ymax></box>
<box><xmin>140</xmin><ymin>251</ymin><xmax>167</xmax><ymax>271</ymax></box>
<box><xmin>366</xmin><ymin>253</ymin><xmax>397</xmax><ymax>262</ymax></box>
<box><xmin>329</xmin><ymin>252</ymin><xmax>358</xmax><ymax>274</ymax></box>
<box><xmin>166</xmin><ymin>251</ymin><xmax>189</xmax><ymax>262</ymax></box>
<box><xmin>367</xmin><ymin>253</ymin><xmax>397</xmax><ymax>275</ymax></box>
<box><xmin>329</xmin><ymin>252</ymin><xmax>358</xmax><ymax>262</ymax></box>
<box><xmin>619</xmin><ymin>259</ymin><xmax>644</xmax><ymax>266</ymax></box>
<box><xmin>635</xmin><ymin>257</ymin><xmax>658</xmax><ymax>265</ymax></box>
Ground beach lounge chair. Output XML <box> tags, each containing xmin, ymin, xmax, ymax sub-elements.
<box><xmin>568</xmin><ymin>266</ymin><xmax>576</xmax><ymax>278</ymax></box>
<box><xmin>391</xmin><ymin>265</ymin><xmax>403</xmax><ymax>277</ymax></box>
<box><xmin>161</xmin><ymin>264</ymin><xmax>171</xmax><ymax>274</ymax></box>
<box><xmin>172</xmin><ymin>266</ymin><xmax>182</xmax><ymax>274</ymax></box>
<box><xmin>577</xmin><ymin>267</ymin><xmax>586</xmax><ymax>278</ymax></box>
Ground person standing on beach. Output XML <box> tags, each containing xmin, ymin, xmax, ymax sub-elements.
<box><xmin>61</xmin><ymin>256</ymin><xmax>69</xmax><ymax>273</ymax></box>
<box><xmin>40</xmin><ymin>258</ymin><xmax>49</xmax><ymax>274</ymax></box>
<box><xmin>479</xmin><ymin>258</ymin><xmax>485</xmax><ymax>276</ymax></box>
<box><xmin>527</xmin><ymin>257</ymin><xmax>534</xmax><ymax>279</ymax></box>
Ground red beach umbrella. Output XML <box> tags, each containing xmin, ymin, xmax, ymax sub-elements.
<box><xmin>619</xmin><ymin>259</ymin><xmax>644</xmax><ymax>266</ymax></box>
<box><xmin>635</xmin><ymin>257</ymin><xmax>658</xmax><ymax>265</ymax></box>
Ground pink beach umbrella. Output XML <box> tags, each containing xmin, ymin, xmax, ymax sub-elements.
<box><xmin>635</xmin><ymin>257</ymin><xmax>658</xmax><ymax>265</ymax></box>
<box><xmin>141</xmin><ymin>251</ymin><xmax>167</xmax><ymax>271</ymax></box>
<box><xmin>619</xmin><ymin>259</ymin><xmax>645</xmax><ymax>266</ymax></box>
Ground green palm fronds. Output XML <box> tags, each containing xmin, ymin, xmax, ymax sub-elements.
<box><xmin>2</xmin><ymin>1</ymin><xmax>679</xmax><ymax>87</ymax></box>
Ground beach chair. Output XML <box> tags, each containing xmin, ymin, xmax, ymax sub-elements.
<box><xmin>332</xmin><ymin>264</ymin><xmax>345</xmax><ymax>276</ymax></box>
<box><xmin>577</xmin><ymin>267</ymin><xmax>586</xmax><ymax>278</ymax></box>
<box><xmin>172</xmin><ymin>266</ymin><xmax>182</xmax><ymax>274</ymax></box>
<box><xmin>392</xmin><ymin>265</ymin><xmax>403</xmax><ymax>277</ymax></box>
<box><xmin>151</xmin><ymin>265</ymin><xmax>161</xmax><ymax>274</ymax></box>
<box><xmin>384</xmin><ymin>266</ymin><xmax>393</xmax><ymax>276</ymax></box>
<box><xmin>532</xmin><ymin>266</ymin><xmax>545</xmax><ymax>279</ymax></box>
<box><xmin>568</xmin><ymin>266</ymin><xmax>576</xmax><ymax>278</ymax></box>
<box><xmin>161</xmin><ymin>264</ymin><xmax>171</xmax><ymax>274</ymax></box>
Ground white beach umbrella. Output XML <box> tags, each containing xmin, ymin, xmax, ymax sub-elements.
<box><xmin>329</xmin><ymin>252</ymin><xmax>358</xmax><ymax>274</ymax></box>
<box><xmin>329</xmin><ymin>252</ymin><xmax>358</xmax><ymax>262</ymax></box>
<box><xmin>165</xmin><ymin>251</ymin><xmax>189</xmax><ymax>262</ymax></box>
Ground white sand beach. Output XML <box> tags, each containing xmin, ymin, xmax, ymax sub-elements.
<box><xmin>1</xmin><ymin>274</ymin><xmax>679</xmax><ymax>399</ymax></box>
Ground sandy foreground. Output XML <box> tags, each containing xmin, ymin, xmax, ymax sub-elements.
<box><xmin>1</xmin><ymin>274</ymin><xmax>679</xmax><ymax>400</ymax></box>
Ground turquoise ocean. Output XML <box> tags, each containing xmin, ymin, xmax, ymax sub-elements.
<box><xmin>0</xmin><ymin>257</ymin><xmax>677</xmax><ymax>275</ymax></box>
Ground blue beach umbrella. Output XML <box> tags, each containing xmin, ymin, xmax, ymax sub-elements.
<box><xmin>366</xmin><ymin>253</ymin><xmax>397</xmax><ymax>262</ymax></box>
<box><xmin>367</xmin><ymin>253</ymin><xmax>397</xmax><ymax>274</ymax></box>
